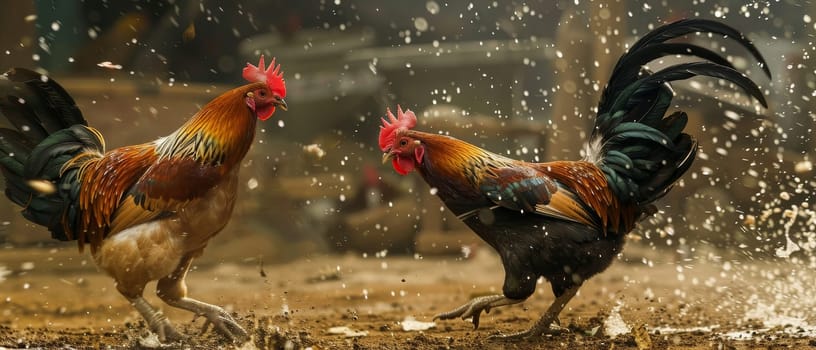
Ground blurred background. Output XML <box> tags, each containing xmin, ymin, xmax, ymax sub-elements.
<box><xmin>0</xmin><ymin>0</ymin><xmax>813</xmax><ymax>264</ymax></box>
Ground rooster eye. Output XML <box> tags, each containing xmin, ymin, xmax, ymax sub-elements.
<box><xmin>258</xmin><ymin>90</ymin><xmax>266</xmax><ymax>97</ymax></box>
<box><xmin>399</xmin><ymin>139</ymin><xmax>408</xmax><ymax>146</ymax></box>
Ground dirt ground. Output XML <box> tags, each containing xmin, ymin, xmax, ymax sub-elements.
<box><xmin>1</xmin><ymin>238</ymin><xmax>816</xmax><ymax>350</ymax></box>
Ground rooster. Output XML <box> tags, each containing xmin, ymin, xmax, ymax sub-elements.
<box><xmin>0</xmin><ymin>56</ymin><xmax>287</xmax><ymax>342</ymax></box>
<box><xmin>379</xmin><ymin>19</ymin><xmax>769</xmax><ymax>339</ymax></box>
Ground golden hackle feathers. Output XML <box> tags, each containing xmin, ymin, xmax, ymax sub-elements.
<box><xmin>404</xmin><ymin>130</ymin><xmax>510</xmax><ymax>187</ymax></box>
<box><xmin>156</xmin><ymin>83</ymin><xmax>260</xmax><ymax>167</ymax></box>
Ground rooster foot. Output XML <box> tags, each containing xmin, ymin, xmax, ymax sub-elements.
<box><xmin>150</xmin><ymin>317</ymin><xmax>185</xmax><ymax>343</ymax></box>
<box><xmin>166</xmin><ymin>296</ymin><xmax>248</xmax><ymax>343</ymax></box>
<box><xmin>490</xmin><ymin>284</ymin><xmax>580</xmax><ymax>341</ymax></box>
<box><xmin>131</xmin><ymin>296</ymin><xmax>185</xmax><ymax>343</ymax></box>
<box><xmin>488</xmin><ymin>321</ymin><xmax>567</xmax><ymax>341</ymax></box>
<box><xmin>197</xmin><ymin>306</ymin><xmax>249</xmax><ymax>343</ymax></box>
<box><xmin>433</xmin><ymin>294</ymin><xmax>523</xmax><ymax>329</ymax></box>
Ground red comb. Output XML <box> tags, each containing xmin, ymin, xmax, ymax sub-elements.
<box><xmin>379</xmin><ymin>105</ymin><xmax>417</xmax><ymax>151</ymax></box>
<box><xmin>242</xmin><ymin>55</ymin><xmax>286</xmax><ymax>97</ymax></box>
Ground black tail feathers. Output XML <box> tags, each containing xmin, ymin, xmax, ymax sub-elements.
<box><xmin>0</xmin><ymin>68</ymin><xmax>100</xmax><ymax>241</ymax></box>
<box><xmin>590</xmin><ymin>19</ymin><xmax>769</xmax><ymax>206</ymax></box>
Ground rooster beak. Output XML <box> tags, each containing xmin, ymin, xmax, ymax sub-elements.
<box><xmin>382</xmin><ymin>151</ymin><xmax>394</xmax><ymax>164</ymax></box>
<box><xmin>275</xmin><ymin>98</ymin><xmax>288</xmax><ymax>111</ymax></box>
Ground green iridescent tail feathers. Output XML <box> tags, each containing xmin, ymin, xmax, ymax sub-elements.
<box><xmin>591</xmin><ymin>19</ymin><xmax>770</xmax><ymax>205</ymax></box>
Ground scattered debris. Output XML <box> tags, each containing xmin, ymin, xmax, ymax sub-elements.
<box><xmin>721</xmin><ymin>301</ymin><xmax>816</xmax><ymax>340</ymax></box>
<box><xmin>775</xmin><ymin>206</ymin><xmax>801</xmax><ymax>258</ymax></box>
<box><xmin>604</xmin><ymin>303</ymin><xmax>631</xmax><ymax>339</ymax></box>
<box><xmin>651</xmin><ymin>325</ymin><xmax>718</xmax><ymax>335</ymax></box>
<box><xmin>96</xmin><ymin>61</ymin><xmax>123</xmax><ymax>70</ymax></box>
<box><xmin>0</xmin><ymin>265</ymin><xmax>11</xmax><ymax>283</ymax></box>
<box><xmin>306</xmin><ymin>268</ymin><xmax>342</xmax><ymax>284</ymax></box>
<box><xmin>794</xmin><ymin>160</ymin><xmax>812</xmax><ymax>173</ymax></box>
<box><xmin>401</xmin><ymin>316</ymin><xmax>435</xmax><ymax>331</ymax></box>
<box><xmin>255</xmin><ymin>317</ymin><xmax>309</xmax><ymax>350</ymax></box>
<box><xmin>779</xmin><ymin>191</ymin><xmax>791</xmax><ymax>201</ymax></box>
<box><xmin>303</xmin><ymin>144</ymin><xmax>326</xmax><ymax>159</ymax></box>
<box><xmin>137</xmin><ymin>333</ymin><xmax>161</xmax><ymax>348</ymax></box>
<box><xmin>247</xmin><ymin>178</ymin><xmax>259</xmax><ymax>190</ymax></box>
<box><xmin>183</xmin><ymin>22</ymin><xmax>196</xmax><ymax>42</ymax></box>
<box><xmin>632</xmin><ymin>322</ymin><xmax>652</xmax><ymax>350</ymax></box>
<box><xmin>27</xmin><ymin>179</ymin><xmax>56</xmax><ymax>194</ymax></box>
<box><xmin>327</xmin><ymin>326</ymin><xmax>368</xmax><ymax>337</ymax></box>
<box><xmin>742</xmin><ymin>214</ymin><xmax>756</xmax><ymax>226</ymax></box>
<box><xmin>258</xmin><ymin>255</ymin><xmax>266</xmax><ymax>278</ymax></box>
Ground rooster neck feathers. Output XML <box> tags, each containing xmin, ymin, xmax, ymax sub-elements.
<box><xmin>156</xmin><ymin>83</ymin><xmax>261</xmax><ymax>168</ymax></box>
<box><xmin>407</xmin><ymin>131</ymin><xmax>513</xmax><ymax>191</ymax></box>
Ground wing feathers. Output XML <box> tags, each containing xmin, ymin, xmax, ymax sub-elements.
<box><xmin>536</xmin><ymin>191</ymin><xmax>596</xmax><ymax>227</ymax></box>
<box><xmin>108</xmin><ymin>197</ymin><xmax>164</xmax><ymax>235</ymax></box>
<box><xmin>477</xmin><ymin>161</ymin><xmax>633</xmax><ymax>234</ymax></box>
<box><xmin>131</xmin><ymin>157</ymin><xmax>226</xmax><ymax>210</ymax></box>
<box><xmin>480</xmin><ymin>167</ymin><xmax>557</xmax><ymax>213</ymax></box>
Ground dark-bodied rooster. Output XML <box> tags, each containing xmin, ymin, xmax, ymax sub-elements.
<box><xmin>379</xmin><ymin>19</ymin><xmax>769</xmax><ymax>339</ymax></box>
<box><xmin>0</xmin><ymin>56</ymin><xmax>286</xmax><ymax>343</ymax></box>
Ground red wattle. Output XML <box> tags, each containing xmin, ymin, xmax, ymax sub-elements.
<box><xmin>392</xmin><ymin>156</ymin><xmax>415</xmax><ymax>175</ymax></box>
<box><xmin>257</xmin><ymin>106</ymin><xmax>275</xmax><ymax>120</ymax></box>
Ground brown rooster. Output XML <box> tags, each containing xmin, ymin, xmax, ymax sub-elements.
<box><xmin>379</xmin><ymin>19</ymin><xmax>769</xmax><ymax>340</ymax></box>
<box><xmin>0</xmin><ymin>56</ymin><xmax>286</xmax><ymax>342</ymax></box>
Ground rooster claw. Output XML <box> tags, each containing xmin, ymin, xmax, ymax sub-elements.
<box><xmin>198</xmin><ymin>309</ymin><xmax>249</xmax><ymax>343</ymax></box>
<box><xmin>488</xmin><ymin>323</ymin><xmax>567</xmax><ymax>341</ymax></box>
<box><xmin>433</xmin><ymin>295</ymin><xmax>523</xmax><ymax>330</ymax></box>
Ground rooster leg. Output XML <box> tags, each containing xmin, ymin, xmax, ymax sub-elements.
<box><xmin>489</xmin><ymin>284</ymin><xmax>580</xmax><ymax>341</ymax></box>
<box><xmin>156</xmin><ymin>254</ymin><xmax>249</xmax><ymax>343</ymax></box>
<box><xmin>128</xmin><ymin>295</ymin><xmax>184</xmax><ymax>342</ymax></box>
<box><xmin>433</xmin><ymin>294</ymin><xmax>524</xmax><ymax>329</ymax></box>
